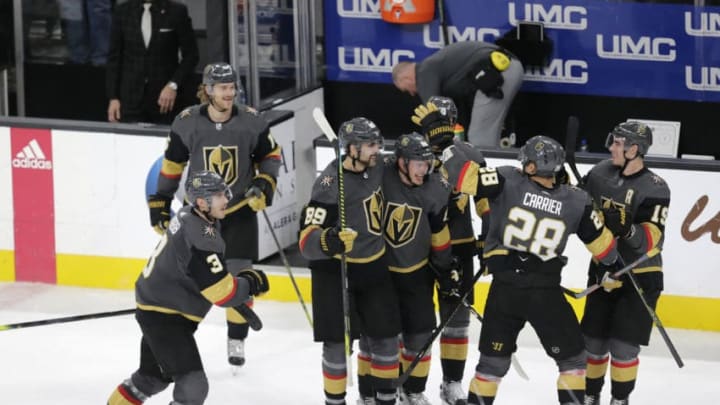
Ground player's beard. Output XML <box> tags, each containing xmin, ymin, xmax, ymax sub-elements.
<box><xmin>210</xmin><ymin>96</ymin><xmax>233</xmax><ymax>113</ymax></box>
<box><xmin>359</xmin><ymin>153</ymin><xmax>379</xmax><ymax>169</ymax></box>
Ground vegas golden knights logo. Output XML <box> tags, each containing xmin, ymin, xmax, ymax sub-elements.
<box><xmin>384</xmin><ymin>202</ymin><xmax>422</xmax><ymax>248</ymax></box>
<box><xmin>363</xmin><ymin>188</ymin><xmax>384</xmax><ymax>236</ymax></box>
<box><xmin>203</xmin><ymin>146</ymin><xmax>239</xmax><ymax>186</ymax></box>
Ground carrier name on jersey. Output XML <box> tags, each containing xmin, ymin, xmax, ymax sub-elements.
<box><xmin>523</xmin><ymin>192</ymin><xmax>563</xmax><ymax>215</ymax></box>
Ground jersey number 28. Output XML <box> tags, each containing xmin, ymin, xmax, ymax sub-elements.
<box><xmin>503</xmin><ymin>207</ymin><xmax>567</xmax><ymax>261</ymax></box>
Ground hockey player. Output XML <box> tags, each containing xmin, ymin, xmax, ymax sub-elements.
<box><xmin>439</xmin><ymin>136</ymin><xmax>621</xmax><ymax>405</ymax></box>
<box><xmin>146</xmin><ymin>62</ymin><xmax>281</xmax><ymax>368</ymax></box>
<box><xmin>416</xmin><ymin>97</ymin><xmax>488</xmax><ymax>405</ymax></box>
<box><xmin>299</xmin><ymin>117</ymin><xmax>402</xmax><ymax>405</ymax></box>
<box><xmin>580</xmin><ymin>122</ymin><xmax>670</xmax><ymax>405</ymax></box>
<box><xmin>381</xmin><ymin>132</ymin><xmax>459</xmax><ymax>405</ymax></box>
<box><xmin>428</xmin><ymin>95</ymin><xmax>466</xmax><ymax>142</ymax></box>
<box><xmin>108</xmin><ymin>171</ymin><xmax>269</xmax><ymax>405</ymax></box>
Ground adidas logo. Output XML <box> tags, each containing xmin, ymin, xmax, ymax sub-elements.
<box><xmin>12</xmin><ymin>139</ymin><xmax>53</xmax><ymax>170</ymax></box>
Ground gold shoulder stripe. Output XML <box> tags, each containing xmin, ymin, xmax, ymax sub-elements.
<box><xmin>642</xmin><ymin>222</ymin><xmax>663</xmax><ymax>250</ymax></box>
<box><xmin>431</xmin><ymin>226</ymin><xmax>451</xmax><ymax>250</ymax></box>
<box><xmin>201</xmin><ymin>273</ymin><xmax>237</xmax><ymax>305</ymax></box>
<box><xmin>475</xmin><ymin>198</ymin><xmax>490</xmax><ymax>216</ymax></box>
<box><xmin>457</xmin><ymin>161</ymin><xmax>481</xmax><ymax>195</ymax></box>
<box><xmin>586</xmin><ymin>227</ymin><xmax>616</xmax><ymax>259</ymax></box>
<box><xmin>299</xmin><ymin>225</ymin><xmax>321</xmax><ymax>252</ymax></box>
<box><xmin>161</xmin><ymin>159</ymin><xmax>187</xmax><ymax>177</ymax></box>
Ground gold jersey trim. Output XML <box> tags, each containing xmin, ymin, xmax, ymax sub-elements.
<box><xmin>451</xmin><ymin>236</ymin><xmax>476</xmax><ymax>245</ymax></box>
<box><xmin>136</xmin><ymin>304</ymin><xmax>203</xmax><ymax>322</ymax></box>
<box><xmin>389</xmin><ymin>258</ymin><xmax>428</xmax><ymax>274</ymax></box>
<box><xmin>586</xmin><ymin>227</ymin><xmax>615</xmax><ymax>258</ymax></box>
<box><xmin>483</xmin><ymin>248</ymin><xmax>509</xmax><ymax>259</ymax></box>
<box><xmin>335</xmin><ymin>246</ymin><xmax>386</xmax><ymax>263</ymax></box>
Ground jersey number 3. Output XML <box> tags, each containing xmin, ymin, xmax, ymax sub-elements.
<box><xmin>143</xmin><ymin>234</ymin><xmax>169</xmax><ymax>278</ymax></box>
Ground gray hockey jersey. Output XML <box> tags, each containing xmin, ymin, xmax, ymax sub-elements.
<box><xmin>382</xmin><ymin>159</ymin><xmax>452</xmax><ymax>273</ymax></box>
<box><xmin>449</xmin><ymin>164</ymin><xmax>617</xmax><ymax>271</ymax></box>
<box><xmin>157</xmin><ymin>104</ymin><xmax>281</xmax><ymax>214</ymax></box>
<box><xmin>299</xmin><ymin>158</ymin><xmax>385</xmax><ymax>263</ymax></box>
<box><xmin>136</xmin><ymin>205</ymin><xmax>251</xmax><ymax>321</ymax></box>
<box><xmin>583</xmin><ymin>159</ymin><xmax>670</xmax><ymax>273</ymax></box>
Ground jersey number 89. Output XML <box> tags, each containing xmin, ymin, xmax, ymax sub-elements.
<box><xmin>303</xmin><ymin>206</ymin><xmax>327</xmax><ymax>226</ymax></box>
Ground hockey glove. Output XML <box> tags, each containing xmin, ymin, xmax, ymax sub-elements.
<box><xmin>600</xmin><ymin>271</ymin><xmax>623</xmax><ymax>292</ymax></box>
<box><xmin>411</xmin><ymin>101</ymin><xmax>455</xmax><ymax>153</ymax></box>
<box><xmin>602</xmin><ymin>204</ymin><xmax>634</xmax><ymax>238</ymax></box>
<box><xmin>245</xmin><ymin>176</ymin><xmax>274</xmax><ymax>212</ymax></box>
<box><xmin>148</xmin><ymin>194</ymin><xmax>172</xmax><ymax>235</ymax></box>
<box><xmin>238</xmin><ymin>268</ymin><xmax>270</xmax><ymax>296</ymax></box>
<box><xmin>434</xmin><ymin>257</ymin><xmax>463</xmax><ymax>299</ymax></box>
<box><xmin>470</xmin><ymin>58</ymin><xmax>505</xmax><ymax>99</ymax></box>
<box><xmin>319</xmin><ymin>227</ymin><xmax>358</xmax><ymax>257</ymax></box>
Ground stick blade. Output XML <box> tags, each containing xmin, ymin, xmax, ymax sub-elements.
<box><xmin>312</xmin><ymin>107</ymin><xmax>337</xmax><ymax>142</ymax></box>
<box><xmin>235</xmin><ymin>303</ymin><xmax>263</xmax><ymax>331</ymax></box>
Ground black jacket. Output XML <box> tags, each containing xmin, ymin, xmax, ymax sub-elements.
<box><xmin>105</xmin><ymin>0</ymin><xmax>199</xmax><ymax>110</ymax></box>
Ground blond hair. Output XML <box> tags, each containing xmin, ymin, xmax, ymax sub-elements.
<box><xmin>196</xmin><ymin>84</ymin><xmax>210</xmax><ymax>104</ymax></box>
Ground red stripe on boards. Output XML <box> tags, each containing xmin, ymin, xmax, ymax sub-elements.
<box><xmin>10</xmin><ymin>128</ymin><xmax>56</xmax><ymax>283</ymax></box>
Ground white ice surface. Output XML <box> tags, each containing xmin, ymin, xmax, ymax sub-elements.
<box><xmin>1</xmin><ymin>281</ymin><xmax>719</xmax><ymax>404</ymax></box>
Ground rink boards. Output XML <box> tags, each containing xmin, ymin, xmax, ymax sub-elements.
<box><xmin>1</xmin><ymin>126</ymin><xmax>719</xmax><ymax>331</ymax></box>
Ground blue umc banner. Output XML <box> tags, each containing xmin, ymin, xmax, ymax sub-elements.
<box><xmin>325</xmin><ymin>0</ymin><xmax>720</xmax><ymax>102</ymax></box>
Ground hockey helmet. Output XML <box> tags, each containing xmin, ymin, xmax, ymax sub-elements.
<box><xmin>185</xmin><ymin>170</ymin><xmax>232</xmax><ymax>207</ymax></box>
<box><xmin>202</xmin><ymin>63</ymin><xmax>237</xmax><ymax>86</ymax></box>
<box><xmin>518</xmin><ymin>135</ymin><xmax>566</xmax><ymax>177</ymax></box>
<box><xmin>395</xmin><ymin>132</ymin><xmax>434</xmax><ymax>164</ymax></box>
<box><xmin>605</xmin><ymin>121</ymin><xmax>653</xmax><ymax>156</ymax></box>
<box><xmin>428</xmin><ymin>96</ymin><xmax>458</xmax><ymax>126</ymax></box>
<box><xmin>338</xmin><ymin>117</ymin><xmax>384</xmax><ymax>151</ymax></box>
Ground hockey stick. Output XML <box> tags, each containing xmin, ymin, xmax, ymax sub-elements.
<box><xmin>564</xmin><ymin>116</ymin><xmax>584</xmax><ymax>186</ymax></box>
<box><xmin>261</xmin><ymin>209</ymin><xmax>313</xmax><ymax>327</ymax></box>
<box><xmin>564</xmin><ymin>247</ymin><xmax>661</xmax><ymax>299</ymax></box>
<box><xmin>0</xmin><ymin>308</ymin><xmax>135</xmax><ymax>331</ymax></box>
<box><xmin>460</xmin><ymin>299</ymin><xmax>530</xmax><ymax>381</ymax></box>
<box><xmin>246</xmin><ymin>188</ymin><xmax>313</xmax><ymax>328</ymax></box>
<box><xmin>393</xmin><ymin>269</ymin><xmax>485</xmax><ymax>388</ymax></box>
<box><xmin>438</xmin><ymin>0</ymin><xmax>449</xmax><ymax>47</ymax></box>
<box><xmin>620</xmin><ymin>258</ymin><xmax>684</xmax><ymax>368</ymax></box>
<box><xmin>0</xmin><ymin>301</ymin><xmax>261</xmax><ymax>334</ymax></box>
<box><xmin>313</xmin><ymin>106</ymin><xmax>354</xmax><ymax>386</ymax></box>
<box><xmin>234</xmin><ymin>303</ymin><xmax>263</xmax><ymax>331</ymax></box>
<box><xmin>337</xmin><ymin>129</ymin><xmax>354</xmax><ymax>386</ymax></box>
<box><xmin>313</xmin><ymin>107</ymin><xmax>338</xmax><ymax>143</ymax></box>
<box><xmin>428</xmin><ymin>262</ymin><xmax>529</xmax><ymax>381</ymax></box>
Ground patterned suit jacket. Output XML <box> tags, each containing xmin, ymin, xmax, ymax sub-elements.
<box><xmin>105</xmin><ymin>0</ymin><xmax>199</xmax><ymax>111</ymax></box>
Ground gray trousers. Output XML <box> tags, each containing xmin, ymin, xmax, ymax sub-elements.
<box><xmin>467</xmin><ymin>58</ymin><xmax>524</xmax><ymax>148</ymax></box>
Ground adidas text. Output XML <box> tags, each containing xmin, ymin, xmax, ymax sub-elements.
<box><xmin>12</xmin><ymin>158</ymin><xmax>53</xmax><ymax>170</ymax></box>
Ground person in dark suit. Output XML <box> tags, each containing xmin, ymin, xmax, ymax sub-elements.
<box><xmin>106</xmin><ymin>0</ymin><xmax>199</xmax><ymax>125</ymax></box>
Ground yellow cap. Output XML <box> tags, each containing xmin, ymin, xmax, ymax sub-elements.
<box><xmin>490</xmin><ymin>51</ymin><xmax>511</xmax><ymax>72</ymax></box>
